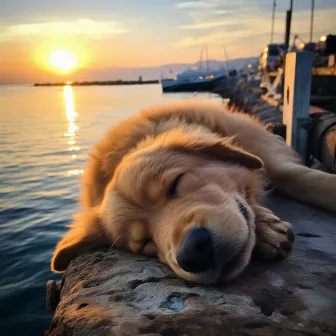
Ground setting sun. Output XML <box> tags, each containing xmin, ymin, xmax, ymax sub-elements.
<box><xmin>49</xmin><ymin>50</ymin><xmax>78</xmax><ymax>72</ymax></box>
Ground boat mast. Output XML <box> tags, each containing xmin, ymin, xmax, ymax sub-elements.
<box><xmin>271</xmin><ymin>0</ymin><xmax>276</xmax><ymax>43</ymax></box>
<box><xmin>310</xmin><ymin>0</ymin><xmax>315</xmax><ymax>42</ymax></box>
<box><xmin>205</xmin><ymin>45</ymin><xmax>209</xmax><ymax>74</ymax></box>
<box><xmin>223</xmin><ymin>45</ymin><xmax>230</xmax><ymax>71</ymax></box>
<box><xmin>199</xmin><ymin>48</ymin><xmax>204</xmax><ymax>69</ymax></box>
<box><xmin>285</xmin><ymin>0</ymin><xmax>294</xmax><ymax>48</ymax></box>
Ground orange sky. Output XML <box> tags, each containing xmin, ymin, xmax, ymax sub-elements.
<box><xmin>1</xmin><ymin>0</ymin><xmax>335</xmax><ymax>84</ymax></box>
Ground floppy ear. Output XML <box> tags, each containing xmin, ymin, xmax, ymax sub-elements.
<box><xmin>51</xmin><ymin>209</ymin><xmax>107</xmax><ymax>272</ymax></box>
<box><xmin>158</xmin><ymin>130</ymin><xmax>263</xmax><ymax>170</ymax></box>
<box><xmin>186</xmin><ymin>137</ymin><xmax>263</xmax><ymax>169</ymax></box>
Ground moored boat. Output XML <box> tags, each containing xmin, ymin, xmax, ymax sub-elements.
<box><xmin>161</xmin><ymin>68</ymin><xmax>226</xmax><ymax>92</ymax></box>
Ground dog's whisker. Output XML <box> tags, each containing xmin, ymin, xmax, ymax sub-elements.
<box><xmin>110</xmin><ymin>234</ymin><xmax>124</xmax><ymax>249</ymax></box>
<box><xmin>238</xmin><ymin>188</ymin><xmax>266</xmax><ymax>197</ymax></box>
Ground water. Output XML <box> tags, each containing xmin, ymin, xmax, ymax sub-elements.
<box><xmin>0</xmin><ymin>84</ymin><xmax>223</xmax><ymax>336</ymax></box>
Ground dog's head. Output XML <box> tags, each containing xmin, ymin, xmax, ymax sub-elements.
<box><xmin>51</xmin><ymin>127</ymin><xmax>264</xmax><ymax>285</ymax></box>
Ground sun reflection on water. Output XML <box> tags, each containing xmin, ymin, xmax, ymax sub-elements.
<box><xmin>63</xmin><ymin>85</ymin><xmax>83</xmax><ymax>176</ymax></box>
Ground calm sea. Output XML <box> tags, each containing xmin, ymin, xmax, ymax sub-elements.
<box><xmin>0</xmin><ymin>84</ymin><xmax>223</xmax><ymax>336</ymax></box>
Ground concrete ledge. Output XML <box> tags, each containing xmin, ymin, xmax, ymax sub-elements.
<box><xmin>47</xmin><ymin>194</ymin><xmax>336</xmax><ymax>336</ymax></box>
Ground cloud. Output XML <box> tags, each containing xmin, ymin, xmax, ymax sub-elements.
<box><xmin>0</xmin><ymin>19</ymin><xmax>127</xmax><ymax>41</ymax></box>
<box><xmin>171</xmin><ymin>8</ymin><xmax>336</xmax><ymax>57</ymax></box>
<box><xmin>173</xmin><ymin>3</ymin><xmax>336</xmax><ymax>51</ymax></box>
<box><xmin>172</xmin><ymin>31</ymin><xmax>227</xmax><ymax>48</ymax></box>
<box><xmin>175</xmin><ymin>1</ymin><xmax>216</xmax><ymax>9</ymax></box>
<box><xmin>213</xmin><ymin>10</ymin><xmax>228</xmax><ymax>15</ymax></box>
<box><xmin>179</xmin><ymin>20</ymin><xmax>235</xmax><ymax>30</ymax></box>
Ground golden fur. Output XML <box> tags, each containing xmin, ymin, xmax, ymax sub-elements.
<box><xmin>51</xmin><ymin>100</ymin><xmax>336</xmax><ymax>284</ymax></box>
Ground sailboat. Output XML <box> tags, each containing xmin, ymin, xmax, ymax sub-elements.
<box><xmin>161</xmin><ymin>47</ymin><xmax>227</xmax><ymax>92</ymax></box>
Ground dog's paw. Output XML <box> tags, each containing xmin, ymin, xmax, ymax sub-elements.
<box><xmin>254</xmin><ymin>206</ymin><xmax>295</xmax><ymax>260</ymax></box>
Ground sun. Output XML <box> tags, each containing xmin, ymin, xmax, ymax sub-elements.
<box><xmin>49</xmin><ymin>50</ymin><xmax>78</xmax><ymax>72</ymax></box>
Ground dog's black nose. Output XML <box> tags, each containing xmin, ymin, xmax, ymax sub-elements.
<box><xmin>176</xmin><ymin>228</ymin><xmax>214</xmax><ymax>273</ymax></box>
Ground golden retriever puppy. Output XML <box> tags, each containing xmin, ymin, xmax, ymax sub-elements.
<box><xmin>51</xmin><ymin>100</ymin><xmax>336</xmax><ymax>284</ymax></box>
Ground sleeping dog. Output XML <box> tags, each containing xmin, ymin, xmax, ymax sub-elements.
<box><xmin>51</xmin><ymin>101</ymin><xmax>336</xmax><ymax>284</ymax></box>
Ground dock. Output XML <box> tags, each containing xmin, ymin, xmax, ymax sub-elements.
<box><xmin>215</xmin><ymin>51</ymin><xmax>336</xmax><ymax>174</ymax></box>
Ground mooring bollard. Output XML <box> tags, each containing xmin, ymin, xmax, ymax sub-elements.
<box><xmin>283</xmin><ymin>52</ymin><xmax>313</xmax><ymax>160</ymax></box>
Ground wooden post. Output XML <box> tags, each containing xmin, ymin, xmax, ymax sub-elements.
<box><xmin>283</xmin><ymin>52</ymin><xmax>313</xmax><ymax>159</ymax></box>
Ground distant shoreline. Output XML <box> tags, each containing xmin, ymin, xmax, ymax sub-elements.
<box><xmin>33</xmin><ymin>80</ymin><xmax>160</xmax><ymax>87</ymax></box>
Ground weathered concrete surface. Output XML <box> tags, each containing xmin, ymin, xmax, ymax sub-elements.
<box><xmin>48</xmin><ymin>194</ymin><xmax>336</xmax><ymax>336</ymax></box>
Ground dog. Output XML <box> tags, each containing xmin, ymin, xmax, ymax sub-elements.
<box><xmin>51</xmin><ymin>100</ymin><xmax>336</xmax><ymax>284</ymax></box>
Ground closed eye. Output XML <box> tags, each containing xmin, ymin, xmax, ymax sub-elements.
<box><xmin>236</xmin><ymin>198</ymin><xmax>249</xmax><ymax>222</ymax></box>
<box><xmin>166</xmin><ymin>173</ymin><xmax>184</xmax><ymax>199</ymax></box>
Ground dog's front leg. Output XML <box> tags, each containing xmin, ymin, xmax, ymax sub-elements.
<box><xmin>252</xmin><ymin>205</ymin><xmax>295</xmax><ymax>260</ymax></box>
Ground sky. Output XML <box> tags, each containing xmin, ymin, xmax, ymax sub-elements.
<box><xmin>1</xmin><ymin>0</ymin><xmax>336</xmax><ymax>84</ymax></box>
